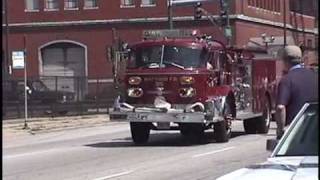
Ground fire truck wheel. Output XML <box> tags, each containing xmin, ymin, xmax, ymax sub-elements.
<box><xmin>243</xmin><ymin>118</ymin><xmax>257</xmax><ymax>134</ymax></box>
<box><xmin>256</xmin><ymin>101</ymin><xmax>271</xmax><ymax>134</ymax></box>
<box><xmin>130</xmin><ymin>122</ymin><xmax>150</xmax><ymax>144</ymax></box>
<box><xmin>214</xmin><ymin>120</ymin><xmax>230</xmax><ymax>143</ymax></box>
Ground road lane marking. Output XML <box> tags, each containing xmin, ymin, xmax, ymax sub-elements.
<box><xmin>92</xmin><ymin>170</ymin><xmax>134</xmax><ymax>180</ymax></box>
<box><xmin>3</xmin><ymin>148</ymin><xmax>72</xmax><ymax>159</ymax></box>
<box><xmin>192</xmin><ymin>147</ymin><xmax>235</xmax><ymax>158</ymax></box>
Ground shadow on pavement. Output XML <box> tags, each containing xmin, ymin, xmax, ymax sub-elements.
<box><xmin>85</xmin><ymin>130</ymin><xmax>249</xmax><ymax>148</ymax></box>
<box><xmin>230</xmin><ymin>131</ymin><xmax>246</xmax><ymax>138</ymax></box>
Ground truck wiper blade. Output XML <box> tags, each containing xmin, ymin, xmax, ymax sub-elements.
<box><xmin>145</xmin><ymin>62</ymin><xmax>161</xmax><ymax>68</ymax></box>
<box><xmin>162</xmin><ymin>61</ymin><xmax>185</xmax><ymax>70</ymax></box>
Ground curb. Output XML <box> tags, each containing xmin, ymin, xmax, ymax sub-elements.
<box><xmin>3</xmin><ymin>114</ymin><xmax>113</xmax><ymax>137</ymax></box>
<box><xmin>2</xmin><ymin>114</ymin><xmax>110</xmax><ymax>125</ymax></box>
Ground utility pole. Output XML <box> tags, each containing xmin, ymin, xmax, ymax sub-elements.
<box><xmin>168</xmin><ymin>0</ymin><xmax>173</xmax><ymax>29</ymax></box>
<box><xmin>283</xmin><ymin>0</ymin><xmax>287</xmax><ymax>46</ymax></box>
<box><xmin>4</xmin><ymin>0</ymin><xmax>10</xmax><ymax>78</ymax></box>
<box><xmin>314</xmin><ymin>0</ymin><xmax>318</xmax><ymax>45</ymax></box>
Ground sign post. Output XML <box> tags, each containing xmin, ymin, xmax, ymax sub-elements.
<box><xmin>12</xmin><ymin>49</ymin><xmax>28</xmax><ymax>129</ymax></box>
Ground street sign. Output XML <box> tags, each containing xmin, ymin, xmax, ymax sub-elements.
<box><xmin>224</xmin><ymin>27</ymin><xmax>232</xmax><ymax>37</ymax></box>
<box><xmin>12</xmin><ymin>51</ymin><xmax>25</xmax><ymax>69</ymax></box>
<box><xmin>170</xmin><ymin>0</ymin><xmax>214</xmax><ymax>7</ymax></box>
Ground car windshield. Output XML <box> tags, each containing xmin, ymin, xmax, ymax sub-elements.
<box><xmin>128</xmin><ymin>45</ymin><xmax>208</xmax><ymax>68</ymax></box>
<box><xmin>32</xmin><ymin>81</ymin><xmax>50</xmax><ymax>91</ymax></box>
<box><xmin>276</xmin><ymin>103</ymin><xmax>318</xmax><ymax>156</ymax></box>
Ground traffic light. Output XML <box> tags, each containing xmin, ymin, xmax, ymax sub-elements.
<box><xmin>220</xmin><ymin>10</ymin><xmax>227</xmax><ymax>17</ymax></box>
<box><xmin>219</xmin><ymin>0</ymin><xmax>228</xmax><ymax>26</ymax></box>
<box><xmin>194</xmin><ymin>2</ymin><xmax>202</xmax><ymax>20</ymax></box>
<box><xmin>219</xmin><ymin>10</ymin><xmax>227</xmax><ymax>26</ymax></box>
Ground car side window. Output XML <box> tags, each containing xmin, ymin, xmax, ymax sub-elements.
<box><xmin>32</xmin><ymin>81</ymin><xmax>46</xmax><ymax>92</ymax></box>
<box><xmin>277</xmin><ymin>107</ymin><xmax>318</xmax><ymax>156</ymax></box>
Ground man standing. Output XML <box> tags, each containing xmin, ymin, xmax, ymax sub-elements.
<box><xmin>276</xmin><ymin>45</ymin><xmax>318</xmax><ymax>139</ymax></box>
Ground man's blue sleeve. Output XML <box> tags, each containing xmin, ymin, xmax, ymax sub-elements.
<box><xmin>277</xmin><ymin>78</ymin><xmax>291</xmax><ymax>106</ymax></box>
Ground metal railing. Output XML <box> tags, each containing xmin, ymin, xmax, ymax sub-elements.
<box><xmin>2</xmin><ymin>76</ymin><xmax>120</xmax><ymax>119</ymax></box>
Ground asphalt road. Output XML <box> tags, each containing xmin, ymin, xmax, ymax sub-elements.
<box><xmin>3</xmin><ymin>121</ymin><xmax>276</xmax><ymax>180</ymax></box>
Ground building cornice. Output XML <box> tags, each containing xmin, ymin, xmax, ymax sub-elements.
<box><xmin>2</xmin><ymin>14</ymin><xmax>318</xmax><ymax>35</ymax></box>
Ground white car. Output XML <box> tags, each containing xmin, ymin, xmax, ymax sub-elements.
<box><xmin>217</xmin><ymin>102</ymin><xmax>318</xmax><ymax>180</ymax></box>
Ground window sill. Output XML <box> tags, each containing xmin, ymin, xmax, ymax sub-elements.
<box><xmin>44</xmin><ymin>9</ymin><xmax>59</xmax><ymax>12</ymax></box>
<box><xmin>83</xmin><ymin>6</ymin><xmax>99</xmax><ymax>10</ymax></box>
<box><xmin>64</xmin><ymin>8</ymin><xmax>79</xmax><ymax>11</ymax></box>
<box><xmin>248</xmin><ymin>6</ymin><xmax>280</xmax><ymax>15</ymax></box>
<box><xmin>24</xmin><ymin>9</ymin><xmax>40</xmax><ymax>12</ymax></box>
<box><xmin>140</xmin><ymin>4</ymin><xmax>156</xmax><ymax>7</ymax></box>
<box><xmin>120</xmin><ymin>5</ymin><xmax>135</xmax><ymax>8</ymax></box>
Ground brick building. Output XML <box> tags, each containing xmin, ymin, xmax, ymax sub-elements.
<box><xmin>2</xmin><ymin>0</ymin><xmax>318</xmax><ymax>99</ymax></box>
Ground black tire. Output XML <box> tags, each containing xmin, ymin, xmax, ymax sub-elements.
<box><xmin>130</xmin><ymin>122</ymin><xmax>150</xmax><ymax>144</ymax></box>
<box><xmin>213</xmin><ymin>98</ymin><xmax>233</xmax><ymax>143</ymax></box>
<box><xmin>256</xmin><ymin>100</ymin><xmax>271</xmax><ymax>134</ymax></box>
<box><xmin>214</xmin><ymin>120</ymin><xmax>230</xmax><ymax>142</ymax></box>
<box><xmin>243</xmin><ymin>118</ymin><xmax>257</xmax><ymax>134</ymax></box>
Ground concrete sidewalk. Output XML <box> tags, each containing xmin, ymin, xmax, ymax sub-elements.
<box><xmin>3</xmin><ymin>114</ymin><xmax>111</xmax><ymax>138</ymax></box>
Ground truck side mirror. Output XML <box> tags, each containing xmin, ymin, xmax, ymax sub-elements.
<box><xmin>266</xmin><ymin>139</ymin><xmax>278</xmax><ymax>151</ymax></box>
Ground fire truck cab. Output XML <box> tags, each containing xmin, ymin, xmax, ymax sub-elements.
<box><xmin>110</xmin><ymin>29</ymin><xmax>278</xmax><ymax>144</ymax></box>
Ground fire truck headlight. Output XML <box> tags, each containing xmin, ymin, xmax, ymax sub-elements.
<box><xmin>179</xmin><ymin>87</ymin><xmax>196</xmax><ymax>98</ymax></box>
<box><xmin>127</xmin><ymin>88</ymin><xmax>143</xmax><ymax>98</ymax></box>
<box><xmin>180</xmin><ymin>76</ymin><xmax>195</xmax><ymax>85</ymax></box>
<box><xmin>128</xmin><ymin>76</ymin><xmax>142</xmax><ymax>85</ymax></box>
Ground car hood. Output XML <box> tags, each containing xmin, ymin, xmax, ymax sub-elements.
<box><xmin>216</xmin><ymin>156</ymin><xmax>318</xmax><ymax>180</ymax></box>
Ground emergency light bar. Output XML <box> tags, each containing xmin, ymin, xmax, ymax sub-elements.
<box><xmin>143</xmin><ymin>29</ymin><xmax>199</xmax><ymax>39</ymax></box>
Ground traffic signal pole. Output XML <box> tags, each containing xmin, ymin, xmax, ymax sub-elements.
<box><xmin>195</xmin><ymin>7</ymin><xmax>223</xmax><ymax>33</ymax></box>
<box><xmin>220</xmin><ymin>0</ymin><xmax>231</xmax><ymax>47</ymax></box>
<box><xmin>194</xmin><ymin>0</ymin><xmax>232</xmax><ymax>47</ymax></box>
<box><xmin>23</xmin><ymin>35</ymin><xmax>29</xmax><ymax>129</ymax></box>
<box><xmin>168</xmin><ymin>0</ymin><xmax>173</xmax><ymax>29</ymax></box>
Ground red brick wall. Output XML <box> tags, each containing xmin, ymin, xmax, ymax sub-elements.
<box><xmin>4</xmin><ymin>0</ymin><xmax>316</xmax><ymax>80</ymax></box>
<box><xmin>7</xmin><ymin>0</ymin><xmax>220</xmax><ymax>23</ymax></box>
<box><xmin>234</xmin><ymin>21</ymin><xmax>285</xmax><ymax>47</ymax></box>
<box><xmin>8</xmin><ymin>28</ymin><xmax>114</xmax><ymax>78</ymax></box>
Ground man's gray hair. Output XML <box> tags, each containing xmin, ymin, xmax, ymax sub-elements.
<box><xmin>278</xmin><ymin>45</ymin><xmax>302</xmax><ymax>64</ymax></box>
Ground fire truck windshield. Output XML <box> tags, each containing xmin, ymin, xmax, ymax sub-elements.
<box><xmin>128</xmin><ymin>45</ymin><xmax>208</xmax><ymax>69</ymax></box>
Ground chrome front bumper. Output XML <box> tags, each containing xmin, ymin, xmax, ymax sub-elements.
<box><xmin>110</xmin><ymin>104</ymin><xmax>224</xmax><ymax>123</ymax></box>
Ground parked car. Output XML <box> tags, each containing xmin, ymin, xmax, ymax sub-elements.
<box><xmin>3</xmin><ymin>79</ymin><xmax>75</xmax><ymax>103</ymax></box>
<box><xmin>216</xmin><ymin>102</ymin><xmax>318</xmax><ymax>180</ymax></box>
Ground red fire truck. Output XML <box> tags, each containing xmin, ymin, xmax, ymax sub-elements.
<box><xmin>110</xmin><ymin>29</ymin><xmax>281</xmax><ymax>144</ymax></box>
